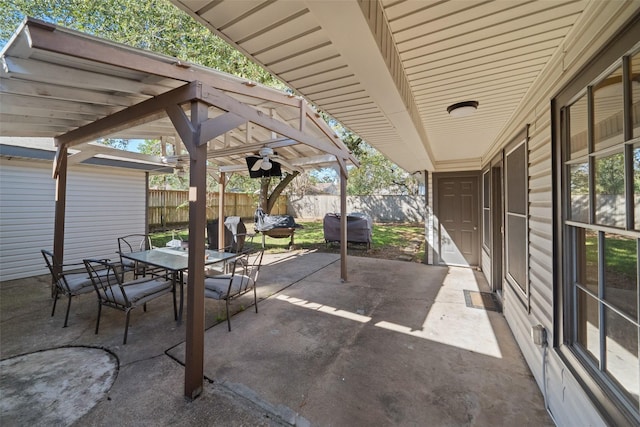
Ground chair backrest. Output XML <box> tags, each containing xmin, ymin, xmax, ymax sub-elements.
<box><xmin>233</xmin><ymin>248</ymin><xmax>264</xmax><ymax>286</ymax></box>
<box><xmin>41</xmin><ymin>248</ymin><xmax>64</xmax><ymax>290</ymax></box>
<box><xmin>83</xmin><ymin>259</ymin><xmax>129</xmax><ymax>308</ymax></box>
<box><xmin>41</xmin><ymin>249</ymin><xmax>74</xmax><ymax>293</ymax></box>
<box><xmin>118</xmin><ymin>234</ymin><xmax>152</xmax><ymax>254</ymax></box>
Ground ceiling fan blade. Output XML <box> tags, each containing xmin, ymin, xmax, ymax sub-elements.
<box><xmin>274</xmin><ymin>157</ymin><xmax>302</xmax><ymax>173</ymax></box>
<box><xmin>251</xmin><ymin>158</ymin><xmax>263</xmax><ymax>171</ymax></box>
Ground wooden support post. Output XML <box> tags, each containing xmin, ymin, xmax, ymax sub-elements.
<box><xmin>340</xmin><ymin>164</ymin><xmax>348</xmax><ymax>281</ymax></box>
<box><xmin>184</xmin><ymin>101</ymin><xmax>209</xmax><ymax>399</ymax></box>
<box><xmin>218</xmin><ymin>172</ymin><xmax>226</xmax><ymax>250</ymax></box>
<box><xmin>52</xmin><ymin>144</ymin><xmax>68</xmax><ymax>293</ymax></box>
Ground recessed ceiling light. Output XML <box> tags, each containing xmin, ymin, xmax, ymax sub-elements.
<box><xmin>447</xmin><ymin>101</ymin><xmax>479</xmax><ymax>118</ymax></box>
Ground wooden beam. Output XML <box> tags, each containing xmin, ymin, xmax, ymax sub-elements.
<box><xmin>336</xmin><ymin>156</ymin><xmax>348</xmax><ymax>178</ymax></box>
<box><xmin>56</xmin><ymin>81</ymin><xmax>200</xmax><ymax>147</ymax></box>
<box><xmin>206</xmin><ymin>138</ymin><xmax>295</xmax><ymax>159</ymax></box>
<box><xmin>200</xmin><ymin>112</ymin><xmax>247</xmax><ymax>146</ymax></box>
<box><xmin>299</xmin><ymin>99</ymin><xmax>306</xmax><ymax>132</ymax></box>
<box><xmin>166</xmin><ymin>103</ymin><xmax>196</xmax><ymax>152</ymax></box>
<box><xmin>52</xmin><ymin>145</ymin><xmax>64</xmax><ymax>179</ymax></box>
<box><xmin>200</xmin><ymin>83</ymin><xmax>350</xmax><ymax>160</ymax></box>
<box><xmin>66</xmin><ymin>145</ymin><xmax>101</xmax><ymax>165</ymax></box>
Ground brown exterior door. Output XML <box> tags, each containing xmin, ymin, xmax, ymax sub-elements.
<box><xmin>435</xmin><ymin>173</ymin><xmax>480</xmax><ymax>266</ymax></box>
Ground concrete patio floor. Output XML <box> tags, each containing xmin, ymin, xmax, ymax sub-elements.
<box><xmin>0</xmin><ymin>251</ymin><xmax>552</xmax><ymax>426</ymax></box>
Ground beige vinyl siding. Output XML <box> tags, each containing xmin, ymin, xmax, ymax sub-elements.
<box><xmin>484</xmin><ymin>4</ymin><xmax>640</xmax><ymax>426</ymax></box>
<box><xmin>0</xmin><ymin>158</ymin><xmax>146</xmax><ymax>281</ymax></box>
<box><xmin>1</xmin><ymin>159</ymin><xmax>56</xmax><ymax>281</ymax></box>
<box><xmin>527</xmin><ymin>121</ymin><xmax>555</xmax><ymax>336</ymax></box>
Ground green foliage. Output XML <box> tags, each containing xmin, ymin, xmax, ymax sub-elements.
<box><xmin>596</xmin><ymin>152</ymin><xmax>624</xmax><ymax>195</ymax></box>
<box><xmin>97</xmin><ymin>138</ymin><xmax>129</xmax><ymax>150</ymax></box>
<box><xmin>330</xmin><ymin>123</ymin><xmax>418</xmax><ymax>195</ymax></box>
<box><xmin>227</xmin><ymin>174</ymin><xmax>260</xmax><ymax>194</ymax></box>
<box><xmin>347</xmin><ymin>145</ymin><xmax>418</xmax><ymax>195</ymax></box>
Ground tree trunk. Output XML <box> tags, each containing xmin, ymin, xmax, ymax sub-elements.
<box><xmin>262</xmin><ymin>171</ymin><xmax>299</xmax><ymax>214</ymax></box>
<box><xmin>259</xmin><ymin>177</ymin><xmax>270</xmax><ymax>211</ymax></box>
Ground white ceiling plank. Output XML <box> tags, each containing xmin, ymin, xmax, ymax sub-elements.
<box><xmin>268</xmin><ymin>43</ymin><xmax>339</xmax><ymax>73</ymax></box>
<box><xmin>404</xmin><ymin>29</ymin><xmax>569</xmax><ymax>71</ymax></box>
<box><xmin>252</xmin><ymin>30</ymin><xmax>331</xmax><ymax>67</ymax></box>
<box><xmin>400</xmin><ymin>9</ymin><xmax>584</xmax><ymax>61</ymax></box>
<box><xmin>279</xmin><ymin>55</ymin><xmax>346</xmax><ymax>81</ymax></box>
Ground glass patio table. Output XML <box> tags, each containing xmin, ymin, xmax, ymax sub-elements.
<box><xmin>119</xmin><ymin>247</ymin><xmax>239</xmax><ymax>322</ymax></box>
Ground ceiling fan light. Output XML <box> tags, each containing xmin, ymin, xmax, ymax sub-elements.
<box><xmin>261</xmin><ymin>158</ymin><xmax>273</xmax><ymax>170</ymax></box>
<box><xmin>447</xmin><ymin>101</ymin><xmax>479</xmax><ymax>118</ymax></box>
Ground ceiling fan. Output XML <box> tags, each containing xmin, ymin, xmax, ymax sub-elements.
<box><xmin>247</xmin><ymin>147</ymin><xmax>302</xmax><ymax>173</ymax></box>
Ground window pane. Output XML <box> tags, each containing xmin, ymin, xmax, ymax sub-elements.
<box><xmin>577</xmin><ymin>288</ymin><xmax>601</xmax><ymax>363</ymax></box>
<box><xmin>570</xmin><ymin>162</ymin><xmax>589</xmax><ymax>222</ymax></box>
<box><xmin>632</xmin><ymin>52</ymin><xmax>640</xmax><ymax>138</ymax></box>
<box><xmin>574</xmin><ymin>228</ymin><xmax>599</xmax><ymax>295</ymax></box>
<box><xmin>604</xmin><ymin>233</ymin><xmax>638</xmax><ymax>320</ymax></box>
<box><xmin>605</xmin><ymin>307</ymin><xmax>639</xmax><ymax>405</ymax></box>
<box><xmin>569</xmin><ymin>95</ymin><xmax>589</xmax><ymax>159</ymax></box>
<box><xmin>483</xmin><ymin>210</ymin><xmax>490</xmax><ymax>249</ymax></box>
<box><xmin>595</xmin><ymin>152</ymin><xmax>626</xmax><ymax>228</ymax></box>
<box><xmin>483</xmin><ymin>171</ymin><xmax>490</xmax><ymax>207</ymax></box>
<box><xmin>507</xmin><ymin>144</ymin><xmax>526</xmax><ymax>215</ymax></box>
<box><xmin>594</xmin><ymin>66</ymin><xmax>624</xmax><ymax>151</ymax></box>
<box><xmin>635</xmin><ymin>145</ymin><xmax>640</xmax><ymax>230</ymax></box>
<box><xmin>507</xmin><ymin>214</ymin><xmax>527</xmax><ymax>292</ymax></box>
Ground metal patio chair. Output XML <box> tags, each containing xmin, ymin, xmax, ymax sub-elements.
<box><xmin>41</xmin><ymin>249</ymin><xmax>96</xmax><ymax>327</ymax></box>
<box><xmin>203</xmin><ymin>248</ymin><xmax>264</xmax><ymax>331</ymax></box>
<box><xmin>84</xmin><ymin>258</ymin><xmax>176</xmax><ymax>344</ymax></box>
<box><xmin>117</xmin><ymin>234</ymin><xmax>163</xmax><ymax>279</ymax></box>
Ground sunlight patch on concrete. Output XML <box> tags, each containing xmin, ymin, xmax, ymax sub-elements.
<box><xmin>276</xmin><ymin>294</ymin><xmax>372</xmax><ymax>323</ymax></box>
<box><xmin>276</xmin><ymin>291</ymin><xmax>503</xmax><ymax>359</ymax></box>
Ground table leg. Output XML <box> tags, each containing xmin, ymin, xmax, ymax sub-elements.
<box><xmin>177</xmin><ymin>270</ymin><xmax>184</xmax><ymax>323</ymax></box>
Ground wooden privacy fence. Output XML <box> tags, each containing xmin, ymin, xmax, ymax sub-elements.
<box><xmin>148</xmin><ymin>190</ymin><xmax>288</xmax><ymax>229</ymax></box>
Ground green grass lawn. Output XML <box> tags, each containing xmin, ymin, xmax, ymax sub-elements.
<box><xmin>151</xmin><ymin>220</ymin><xmax>426</xmax><ymax>262</ymax></box>
<box><xmin>583</xmin><ymin>231</ymin><xmax>637</xmax><ymax>286</ymax></box>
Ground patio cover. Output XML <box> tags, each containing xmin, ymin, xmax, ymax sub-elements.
<box><xmin>0</xmin><ymin>17</ymin><xmax>356</xmax><ymax>398</ymax></box>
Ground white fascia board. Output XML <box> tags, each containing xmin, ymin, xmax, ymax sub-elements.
<box><xmin>305</xmin><ymin>1</ymin><xmax>434</xmax><ymax>172</ymax></box>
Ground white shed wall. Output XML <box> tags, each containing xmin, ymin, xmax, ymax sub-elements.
<box><xmin>0</xmin><ymin>158</ymin><xmax>146</xmax><ymax>281</ymax></box>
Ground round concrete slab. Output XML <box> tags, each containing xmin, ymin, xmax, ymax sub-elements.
<box><xmin>0</xmin><ymin>347</ymin><xmax>118</xmax><ymax>425</ymax></box>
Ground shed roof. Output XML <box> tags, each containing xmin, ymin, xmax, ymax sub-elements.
<box><xmin>0</xmin><ymin>137</ymin><xmax>173</xmax><ymax>173</ymax></box>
